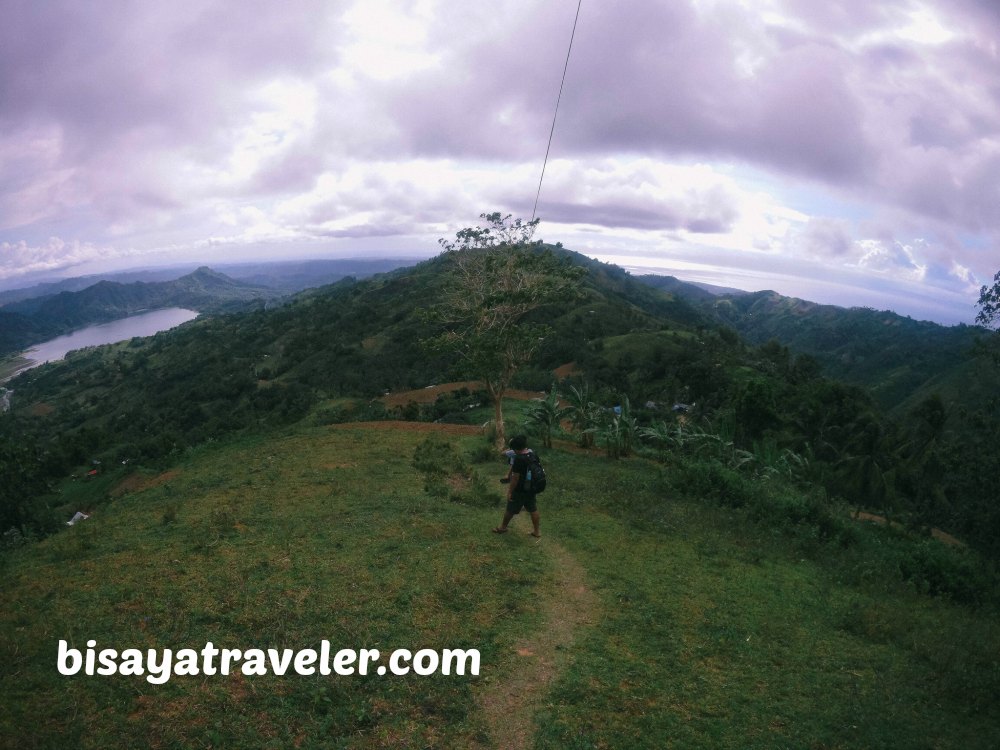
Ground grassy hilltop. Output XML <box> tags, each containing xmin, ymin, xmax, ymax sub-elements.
<box><xmin>2</xmin><ymin>418</ymin><xmax>998</xmax><ymax>748</ymax></box>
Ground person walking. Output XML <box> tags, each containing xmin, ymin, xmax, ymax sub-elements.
<box><xmin>492</xmin><ymin>435</ymin><xmax>541</xmax><ymax>538</ymax></box>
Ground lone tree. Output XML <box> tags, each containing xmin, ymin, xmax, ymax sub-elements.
<box><xmin>426</xmin><ymin>212</ymin><xmax>584</xmax><ymax>447</ymax></box>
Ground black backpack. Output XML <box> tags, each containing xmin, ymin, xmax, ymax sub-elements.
<box><xmin>522</xmin><ymin>453</ymin><xmax>547</xmax><ymax>493</ymax></box>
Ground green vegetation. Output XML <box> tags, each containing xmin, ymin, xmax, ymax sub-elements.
<box><xmin>659</xmin><ymin>284</ymin><xmax>1000</xmax><ymax>419</ymax></box>
<box><xmin>977</xmin><ymin>269</ymin><xmax>1000</xmax><ymax>330</ymax></box>
<box><xmin>425</xmin><ymin>213</ymin><xmax>585</xmax><ymax>446</ymax></box>
<box><xmin>5</xmin><ymin>249</ymin><xmax>1000</xmax><ymax>558</ymax></box>
<box><xmin>3</xmin><ymin>248</ymin><xmax>1000</xmax><ymax>747</ymax></box>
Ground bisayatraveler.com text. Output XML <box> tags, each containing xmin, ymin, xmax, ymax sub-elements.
<box><xmin>58</xmin><ymin>640</ymin><xmax>480</xmax><ymax>684</ymax></box>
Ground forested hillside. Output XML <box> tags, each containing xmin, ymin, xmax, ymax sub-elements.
<box><xmin>638</xmin><ymin>280</ymin><xmax>998</xmax><ymax>415</ymax></box>
<box><xmin>4</xmin><ymin>248</ymin><xmax>1000</xmax><ymax>562</ymax></box>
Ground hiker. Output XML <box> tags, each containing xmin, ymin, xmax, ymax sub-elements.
<box><xmin>493</xmin><ymin>435</ymin><xmax>541</xmax><ymax>538</ymax></box>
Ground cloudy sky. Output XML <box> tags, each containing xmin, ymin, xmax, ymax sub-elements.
<box><xmin>2</xmin><ymin>0</ymin><xmax>999</xmax><ymax>324</ymax></box>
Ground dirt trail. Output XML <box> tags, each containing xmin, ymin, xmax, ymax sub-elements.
<box><xmin>328</xmin><ymin>419</ymin><xmax>482</xmax><ymax>436</ymax></box>
<box><xmin>380</xmin><ymin>382</ymin><xmax>547</xmax><ymax>408</ymax></box>
<box><xmin>476</xmin><ymin>539</ymin><xmax>599</xmax><ymax>750</ymax></box>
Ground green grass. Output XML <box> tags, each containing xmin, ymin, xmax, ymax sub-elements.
<box><xmin>598</xmin><ymin>330</ymin><xmax>694</xmax><ymax>365</ymax></box>
<box><xmin>517</xmin><ymin>449</ymin><xmax>1000</xmax><ymax>749</ymax></box>
<box><xmin>2</xmin><ymin>424</ymin><xmax>999</xmax><ymax>749</ymax></box>
<box><xmin>1</xmin><ymin>427</ymin><xmax>551</xmax><ymax>748</ymax></box>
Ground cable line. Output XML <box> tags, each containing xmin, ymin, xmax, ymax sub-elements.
<box><xmin>531</xmin><ymin>0</ymin><xmax>583</xmax><ymax>224</ymax></box>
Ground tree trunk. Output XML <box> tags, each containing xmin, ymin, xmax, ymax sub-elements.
<box><xmin>489</xmin><ymin>382</ymin><xmax>506</xmax><ymax>449</ymax></box>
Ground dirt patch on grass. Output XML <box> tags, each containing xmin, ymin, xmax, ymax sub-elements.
<box><xmin>380</xmin><ymin>382</ymin><xmax>548</xmax><ymax>409</ymax></box>
<box><xmin>26</xmin><ymin>402</ymin><xmax>55</xmax><ymax>417</ymax></box>
<box><xmin>929</xmin><ymin>528</ymin><xmax>965</xmax><ymax>547</ymax></box>
<box><xmin>110</xmin><ymin>469</ymin><xmax>182</xmax><ymax>498</ymax></box>
<box><xmin>851</xmin><ymin>510</ymin><xmax>965</xmax><ymax>548</ymax></box>
<box><xmin>507</xmin><ymin>388</ymin><xmax>547</xmax><ymax>401</ymax></box>
<box><xmin>381</xmin><ymin>382</ymin><xmax>482</xmax><ymax>408</ymax></box>
<box><xmin>853</xmin><ymin>510</ymin><xmax>905</xmax><ymax>530</ymax></box>
<box><xmin>476</xmin><ymin>540</ymin><xmax>599</xmax><ymax>750</ymax></box>
<box><xmin>328</xmin><ymin>420</ymin><xmax>483</xmax><ymax>436</ymax></box>
<box><xmin>553</xmin><ymin>361</ymin><xmax>581</xmax><ymax>378</ymax></box>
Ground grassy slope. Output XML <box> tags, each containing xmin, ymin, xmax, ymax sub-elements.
<box><xmin>2</xmin><ymin>417</ymin><xmax>999</xmax><ymax>749</ymax></box>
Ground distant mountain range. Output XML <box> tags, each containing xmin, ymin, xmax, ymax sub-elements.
<box><xmin>6</xmin><ymin>246</ymin><xmax>999</xmax><ymax>560</ymax></box>
<box><xmin>0</xmin><ymin>267</ymin><xmax>273</xmax><ymax>357</ymax></box>
<box><xmin>635</xmin><ymin>274</ymin><xmax>749</xmax><ymax>302</ymax></box>
<box><xmin>0</xmin><ymin>258</ymin><xmax>418</xmax><ymax>307</ymax></box>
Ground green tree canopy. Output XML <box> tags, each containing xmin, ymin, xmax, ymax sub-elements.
<box><xmin>426</xmin><ymin>212</ymin><xmax>584</xmax><ymax>446</ymax></box>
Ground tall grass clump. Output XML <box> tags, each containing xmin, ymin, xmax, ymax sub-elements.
<box><xmin>412</xmin><ymin>434</ymin><xmax>500</xmax><ymax>508</ymax></box>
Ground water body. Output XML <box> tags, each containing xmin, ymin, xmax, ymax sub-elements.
<box><xmin>5</xmin><ymin>307</ymin><xmax>198</xmax><ymax>383</ymax></box>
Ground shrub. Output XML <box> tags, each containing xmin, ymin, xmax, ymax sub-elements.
<box><xmin>895</xmin><ymin>540</ymin><xmax>997</xmax><ymax>605</ymax></box>
<box><xmin>449</xmin><ymin>473</ymin><xmax>501</xmax><ymax>508</ymax></box>
<box><xmin>665</xmin><ymin>458</ymin><xmax>756</xmax><ymax>508</ymax></box>
<box><xmin>161</xmin><ymin>503</ymin><xmax>179</xmax><ymax>525</ymax></box>
<box><xmin>412</xmin><ymin>435</ymin><xmax>468</xmax><ymax>477</ymax></box>
<box><xmin>466</xmin><ymin>441</ymin><xmax>497</xmax><ymax>464</ymax></box>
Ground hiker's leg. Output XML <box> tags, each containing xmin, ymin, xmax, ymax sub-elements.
<box><xmin>498</xmin><ymin>511</ymin><xmax>514</xmax><ymax>531</ymax></box>
<box><xmin>530</xmin><ymin>511</ymin><xmax>540</xmax><ymax>537</ymax></box>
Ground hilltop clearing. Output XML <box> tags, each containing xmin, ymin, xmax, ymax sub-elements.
<box><xmin>2</xmin><ymin>421</ymin><xmax>998</xmax><ymax>749</ymax></box>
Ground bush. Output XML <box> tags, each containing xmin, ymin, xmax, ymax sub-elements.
<box><xmin>511</xmin><ymin>367</ymin><xmax>555</xmax><ymax>391</ymax></box>
<box><xmin>663</xmin><ymin>457</ymin><xmax>858</xmax><ymax>549</ymax></box>
<box><xmin>750</xmin><ymin>488</ymin><xmax>854</xmax><ymax>544</ymax></box>
<box><xmin>466</xmin><ymin>441</ymin><xmax>498</xmax><ymax>464</ymax></box>
<box><xmin>413</xmin><ymin>435</ymin><xmax>501</xmax><ymax>507</ymax></box>
<box><xmin>449</xmin><ymin>473</ymin><xmax>501</xmax><ymax>508</ymax></box>
<box><xmin>313</xmin><ymin>405</ymin><xmax>351</xmax><ymax>425</ymax></box>
<box><xmin>665</xmin><ymin>458</ymin><xmax>756</xmax><ymax>508</ymax></box>
<box><xmin>413</xmin><ymin>435</ymin><xmax>467</xmax><ymax>477</ymax></box>
<box><xmin>895</xmin><ymin>540</ymin><xmax>997</xmax><ymax>605</ymax></box>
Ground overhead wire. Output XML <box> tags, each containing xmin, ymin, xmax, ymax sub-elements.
<box><xmin>531</xmin><ymin>0</ymin><xmax>584</xmax><ymax>224</ymax></box>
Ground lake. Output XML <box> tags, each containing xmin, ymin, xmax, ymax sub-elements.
<box><xmin>11</xmin><ymin>307</ymin><xmax>199</xmax><ymax>377</ymax></box>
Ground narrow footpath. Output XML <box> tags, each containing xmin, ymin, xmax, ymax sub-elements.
<box><xmin>475</xmin><ymin>540</ymin><xmax>600</xmax><ymax>750</ymax></box>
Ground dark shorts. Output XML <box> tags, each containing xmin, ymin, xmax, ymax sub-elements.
<box><xmin>506</xmin><ymin>491</ymin><xmax>537</xmax><ymax>515</ymax></box>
